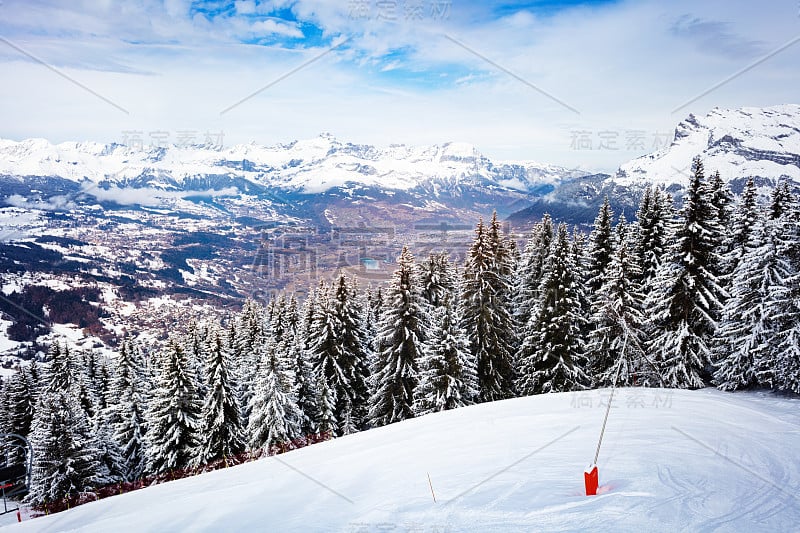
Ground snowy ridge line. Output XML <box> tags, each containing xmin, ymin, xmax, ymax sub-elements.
<box><xmin>0</xmin><ymin>134</ymin><xmax>589</xmax><ymax>195</ymax></box>
<box><xmin>29</xmin><ymin>431</ymin><xmax>333</xmax><ymax>518</ymax></box>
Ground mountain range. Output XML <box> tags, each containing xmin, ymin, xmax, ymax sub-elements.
<box><xmin>0</xmin><ymin>104</ymin><xmax>798</xmax><ymax>360</ymax></box>
<box><xmin>3</xmin><ymin>104</ymin><xmax>797</xmax><ymax>229</ymax></box>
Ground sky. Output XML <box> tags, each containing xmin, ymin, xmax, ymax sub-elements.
<box><xmin>0</xmin><ymin>0</ymin><xmax>798</xmax><ymax>172</ymax></box>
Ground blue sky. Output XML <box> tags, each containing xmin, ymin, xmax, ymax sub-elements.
<box><xmin>0</xmin><ymin>0</ymin><xmax>799</xmax><ymax>171</ymax></box>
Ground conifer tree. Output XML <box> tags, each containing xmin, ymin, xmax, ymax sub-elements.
<box><xmin>333</xmin><ymin>275</ymin><xmax>371</xmax><ymax>433</ymax></box>
<box><xmin>767</xmin><ymin>188</ymin><xmax>800</xmax><ymax>393</ymax></box>
<box><xmin>587</xmin><ymin>240</ymin><xmax>652</xmax><ymax>386</ymax></box>
<box><xmin>247</xmin><ymin>339</ymin><xmax>303</xmax><ymax>454</ymax></box>
<box><xmin>75</xmin><ymin>350</ymin><xmax>101</xmax><ymax>420</ymax></box>
<box><xmin>461</xmin><ymin>215</ymin><xmax>516</xmax><ymax>402</ymax></box>
<box><xmin>727</xmin><ymin>177</ymin><xmax>760</xmax><ymax>265</ymax></box>
<box><xmin>646</xmin><ymin>157</ymin><xmax>725</xmax><ymax>388</ymax></box>
<box><xmin>4</xmin><ymin>370</ymin><xmax>35</xmax><ymax>464</ymax></box>
<box><xmin>146</xmin><ymin>340</ymin><xmax>201</xmax><ymax>474</ymax></box>
<box><xmin>713</xmin><ymin>219</ymin><xmax>783</xmax><ymax>390</ymax></box>
<box><xmin>586</xmin><ymin>196</ymin><xmax>615</xmax><ymax>295</ymax></box>
<box><xmin>110</xmin><ymin>338</ymin><xmax>148</xmax><ymax>480</ymax></box>
<box><xmin>185</xmin><ymin>321</ymin><xmax>209</xmax><ymax>403</ymax></box>
<box><xmin>414</xmin><ymin>294</ymin><xmax>477</xmax><ymax>415</ymax></box>
<box><xmin>708</xmin><ymin>170</ymin><xmax>733</xmax><ymax>229</ymax></box>
<box><xmin>234</xmin><ymin>299</ymin><xmax>266</xmax><ymax>425</ymax></box>
<box><xmin>91</xmin><ymin>408</ymin><xmax>126</xmax><ymax>483</ymax></box>
<box><xmin>769</xmin><ymin>179</ymin><xmax>793</xmax><ymax>220</ymax></box>
<box><xmin>517</xmin><ymin>224</ymin><xmax>589</xmax><ymax>394</ymax></box>
<box><xmin>419</xmin><ymin>251</ymin><xmax>457</xmax><ymax>308</ymax></box>
<box><xmin>307</xmin><ymin>281</ymin><xmax>343</xmax><ymax>435</ymax></box>
<box><xmin>514</xmin><ymin>214</ymin><xmax>554</xmax><ymax>334</ymax></box>
<box><xmin>45</xmin><ymin>342</ymin><xmax>76</xmax><ymax>394</ymax></box>
<box><xmin>369</xmin><ymin>246</ymin><xmax>427</xmax><ymax>426</ymax></box>
<box><xmin>634</xmin><ymin>186</ymin><xmax>674</xmax><ymax>285</ymax></box>
<box><xmin>197</xmin><ymin>326</ymin><xmax>245</xmax><ymax>464</ymax></box>
<box><xmin>28</xmin><ymin>390</ymin><xmax>108</xmax><ymax>505</ymax></box>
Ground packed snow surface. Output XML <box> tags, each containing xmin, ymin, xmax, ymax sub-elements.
<box><xmin>6</xmin><ymin>388</ymin><xmax>800</xmax><ymax>532</ymax></box>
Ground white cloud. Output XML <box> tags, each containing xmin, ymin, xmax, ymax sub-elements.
<box><xmin>249</xmin><ymin>19</ymin><xmax>304</xmax><ymax>38</ymax></box>
<box><xmin>85</xmin><ymin>186</ymin><xmax>240</xmax><ymax>206</ymax></box>
<box><xmin>0</xmin><ymin>0</ymin><xmax>798</xmax><ymax>172</ymax></box>
<box><xmin>235</xmin><ymin>1</ymin><xmax>256</xmax><ymax>16</ymax></box>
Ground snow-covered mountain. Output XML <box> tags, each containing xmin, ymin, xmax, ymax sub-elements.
<box><xmin>6</xmin><ymin>388</ymin><xmax>799</xmax><ymax>531</ymax></box>
<box><xmin>0</xmin><ymin>134</ymin><xmax>588</xmax><ymax>196</ymax></box>
<box><xmin>613</xmin><ymin>104</ymin><xmax>800</xmax><ymax>188</ymax></box>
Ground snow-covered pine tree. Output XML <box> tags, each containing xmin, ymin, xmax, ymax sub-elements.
<box><xmin>185</xmin><ymin>321</ymin><xmax>209</xmax><ymax>405</ymax></box>
<box><xmin>27</xmin><ymin>389</ymin><xmax>108</xmax><ymax>506</ymax></box>
<box><xmin>4</xmin><ymin>369</ymin><xmax>36</xmax><ymax>464</ymax></box>
<box><xmin>769</xmin><ymin>179</ymin><xmax>794</xmax><ymax>220</ymax></box>
<box><xmin>419</xmin><ymin>251</ymin><xmax>457</xmax><ymax>308</ymax></box>
<box><xmin>91</xmin><ymin>405</ymin><xmax>126</xmax><ymax>483</ymax></box>
<box><xmin>145</xmin><ymin>339</ymin><xmax>201</xmax><ymax>474</ymax></box>
<box><xmin>646</xmin><ymin>157</ymin><xmax>725</xmax><ymax>388</ymax></box>
<box><xmin>768</xmin><ymin>185</ymin><xmax>800</xmax><ymax>393</ymax></box>
<box><xmin>25</xmin><ymin>358</ymin><xmax>42</xmax><ymax>397</ymax></box>
<box><xmin>74</xmin><ymin>350</ymin><xmax>102</xmax><ymax>420</ymax></box>
<box><xmin>726</xmin><ymin>177</ymin><xmax>760</xmax><ymax>266</ymax></box>
<box><xmin>197</xmin><ymin>325</ymin><xmax>245</xmax><ymax>465</ymax></box>
<box><xmin>516</xmin><ymin>223</ymin><xmax>589</xmax><ymax>394</ymax></box>
<box><xmin>247</xmin><ymin>338</ymin><xmax>304</xmax><ymax>454</ymax></box>
<box><xmin>270</xmin><ymin>293</ymin><xmax>288</xmax><ymax>343</ymax></box>
<box><xmin>29</xmin><ymin>340</ymin><xmax>111</xmax><ymax>504</ymax></box>
<box><xmin>586</xmin><ymin>240</ymin><xmax>653</xmax><ymax>386</ymax></box>
<box><xmin>286</xmin><ymin>325</ymin><xmax>316</xmax><ymax>436</ymax></box>
<box><xmin>44</xmin><ymin>342</ymin><xmax>76</xmax><ymax>394</ymax></box>
<box><xmin>614</xmin><ymin>212</ymin><xmax>629</xmax><ymax>248</ymax></box>
<box><xmin>585</xmin><ymin>196</ymin><xmax>615</xmax><ymax>295</ymax></box>
<box><xmin>234</xmin><ymin>299</ymin><xmax>266</xmax><ymax>425</ymax></box>
<box><xmin>368</xmin><ymin>285</ymin><xmax>386</xmax><ymax>385</ymax></box>
<box><xmin>414</xmin><ymin>293</ymin><xmax>478</xmax><ymax>415</ymax></box>
<box><xmin>110</xmin><ymin>337</ymin><xmax>148</xmax><ymax>481</ymax></box>
<box><xmin>514</xmin><ymin>214</ymin><xmax>554</xmax><ymax>336</ymax></box>
<box><xmin>333</xmin><ymin>275</ymin><xmax>371</xmax><ymax>433</ymax></box>
<box><xmin>0</xmin><ymin>382</ymin><xmax>9</xmax><ymax>451</ymax></box>
<box><xmin>634</xmin><ymin>186</ymin><xmax>674</xmax><ymax>286</ymax></box>
<box><xmin>708</xmin><ymin>170</ymin><xmax>733</xmax><ymax>229</ymax></box>
<box><xmin>369</xmin><ymin>246</ymin><xmax>427</xmax><ymax>427</ymax></box>
<box><xmin>713</xmin><ymin>217</ymin><xmax>785</xmax><ymax>390</ymax></box>
<box><xmin>269</xmin><ymin>292</ymin><xmax>314</xmax><ymax>436</ymax></box>
<box><xmin>461</xmin><ymin>215</ymin><xmax>516</xmax><ymax>402</ymax></box>
<box><xmin>76</xmin><ymin>348</ymin><xmax>124</xmax><ymax>483</ymax></box>
<box><xmin>286</xmin><ymin>294</ymin><xmax>301</xmax><ymax>338</ymax></box>
<box><xmin>307</xmin><ymin>281</ymin><xmax>342</xmax><ymax>436</ymax></box>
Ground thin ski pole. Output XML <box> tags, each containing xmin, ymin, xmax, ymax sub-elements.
<box><xmin>594</xmin><ymin>329</ymin><xmax>628</xmax><ymax>465</ymax></box>
<box><xmin>427</xmin><ymin>472</ymin><xmax>437</xmax><ymax>503</ymax></box>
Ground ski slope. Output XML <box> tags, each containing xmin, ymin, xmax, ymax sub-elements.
<box><xmin>5</xmin><ymin>388</ymin><xmax>800</xmax><ymax>532</ymax></box>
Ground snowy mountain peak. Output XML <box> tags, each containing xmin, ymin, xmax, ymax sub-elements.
<box><xmin>0</xmin><ymin>135</ymin><xmax>588</xmax><ymax>196</ymax></box>
<box><xmin>614</xmin><ymin>104</ymin><xmax>800</xmax><ymax>187</ymax></box>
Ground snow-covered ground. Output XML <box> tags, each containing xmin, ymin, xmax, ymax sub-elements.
<box><xmin>5</xmin><ymin>388</ymin><xmax>799</xmax><ymax>532</ymax></box>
